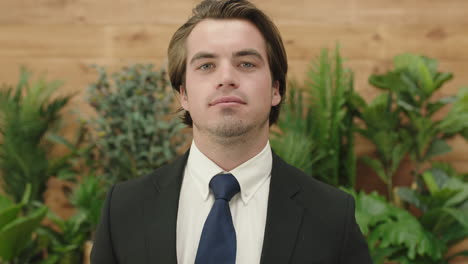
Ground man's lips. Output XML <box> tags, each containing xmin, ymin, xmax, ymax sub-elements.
<box><xmin>209</xmin><ymin>96</ymin><xmax>246</xmax><ymax>106</ymax></box>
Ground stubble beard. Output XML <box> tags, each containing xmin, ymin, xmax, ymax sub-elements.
<box><xmin>195</xmin><ymin>108</ymin><xmax>269</xmax><ymax>145</ymax></box>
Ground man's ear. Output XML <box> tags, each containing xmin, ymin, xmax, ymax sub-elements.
<box><xmin>271</xmin><ymin>80</ymin><xmax>281</xmax><ymax>106</ymax></box>
<box><xmin>180</xmin><ymin>85</ymin><xmax>189</xmax><ymax>110</ymax></box>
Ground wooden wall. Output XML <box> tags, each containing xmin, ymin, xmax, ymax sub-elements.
<box><xmin>1</xmin><ymin>0</ymin><xmax>468</xmax><ymax>175</ymax></box>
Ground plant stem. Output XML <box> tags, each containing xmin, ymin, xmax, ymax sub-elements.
<box><xmin>385</xmin><ymin>166</ymin><xmax>394</xmax><ymax>202</ymax></box>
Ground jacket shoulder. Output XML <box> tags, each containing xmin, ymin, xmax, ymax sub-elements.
<box><xmin>108</xmin><ymin>151</ymin><xmax>188</xmax><ymax>209</ymax></box>
<box><xmin>273</xmin><ymin>154</ymin><xmax>351</xmax><ymax>206</ymax></box>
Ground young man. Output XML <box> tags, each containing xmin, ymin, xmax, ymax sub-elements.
<box><xmin>91</xmin><ymin>0</ymin><xmax>373</xmax><ymax>263</ymax></box>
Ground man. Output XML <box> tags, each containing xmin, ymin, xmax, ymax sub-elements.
<box><xmin>91</xmin><ymin>0</ymin><xmax>373</xmax><ymax>263</ymax></box>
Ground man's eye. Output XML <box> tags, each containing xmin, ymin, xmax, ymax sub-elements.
<box><xmin>199</xmin><ymin>63</ymin><xmax>214</xmax><ymax>70</ymax></box>
<box><xmin>240</xmin><ymin>62</ymin><xmax>255</xmax><ymax>68</ymax></box>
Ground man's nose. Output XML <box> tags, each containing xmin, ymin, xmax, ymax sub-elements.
<box><xmin>217</xmin><ymin>64</ymin><xmax>239</xmax><ymax>89</ymax></box>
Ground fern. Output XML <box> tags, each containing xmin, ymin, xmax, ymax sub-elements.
<box><xmin>271</xmin><ymin>46</ymin><xmax>357</xmax><ymax>187</ymax></box>
<box><xmin>0</xmin><ymin>68</ymin><xmax>71</xmax><ymax>203</ymax></box>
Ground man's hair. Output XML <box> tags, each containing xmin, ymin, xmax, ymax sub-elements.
<box><xmin>167</xmin><ymin>0</ymin><xmax>288</xmax><ymax>127</ymax></box>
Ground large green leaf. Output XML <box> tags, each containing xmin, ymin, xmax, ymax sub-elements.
<box><xmin>371</xmin><ymin>247</ymin><xmax>401</xmax><ymax>264</ymax></box>
<box><xmin>397</xmin><ymin>187</ymin><xmax>423</xmax><ymax>209</ymax></box>
<box><xmin>361</xmin><ymin>156</ymin><xmax>388</xmax><ymax>184</ymax></box>
<box><xmin>394</xmin><ymin>53</ymin><xmax>435</xmax><ymax>97</ymax></box>
<box><xmin>422</xmin><ymin>171</ymin><xmax>440</xmax><ymax>194</ymax></box>
<box><xmin>433</xmin><ymin>72</ymin><xmax>454</xmax><ymax>91</ymax></box>
<box><xmin>426</xmin><ymin>96</ymin><xmax>456</xmax><ymax>117</ymax></box>
<box><xmin>348</xmin><ymin>189</ymin><xmax>451</xmax><ymax>262</ymax></box>
<box><xmin>422</xmin><ymin>207</ymin><xmax>468</xmax><ymax>236</ymax></box>
<box><xmin>445</xmin><ymin>178</ymin><xmax>468</xmax><ymax>207</ymax></box>
<box><xmin>369</xmin><ymin>72</ymin><xmax>403</xmax><ymax>92</ymax></box>
<box><xmin>0</xmin><ymin>204</ymin><xmax>21</xmax><ymax>230</ymax></box>
<box><xmin>369</xmin><ymin>210</ymin><xmax>444</xmax><ymax>260</ymax></box>
<box><xmin>420</xmin><ymin>189</ymin><xmax>461</xmax><ymax>210</ymax></box>
<box><xmin>443</xmin><ymin>208</ymin><xmax>468</xmax><ymax>229</ymax></box>
<box><xmin>353</xmin><ymin>191</ymin><xmax>392</xmax><ymax>235</ymax></box>
<box><xmin>440</xmin><ymin>222</ymin><xmax>468</xmax><ymax>245</ymax></box>
<box><xmin>439</xmin><ymin>87</ymin><xmax>468</xmax><ymax>135</ymax></box>
<box><xmin>424</xmin><ymin>139</ymin><xmax>451</xmax><ymax>161</ymax></box>
<box><xmin>390</xmin><ymin>141</ymin><xmax>410</xmax><ymax>174</ymax></box>
<box><xmin>0</xmin><ymin>205</ymin><xmax>47</xmax><ymax>261</ymax></box>
<box><xmin>0</xmin><ymin>195</ymin><xmax>12</xmax><ymax>210</ymax></box>
<box><xmin>428</xmin><ymin>168</ymin><xmax>450</xmax><ymax>189</ymax></box>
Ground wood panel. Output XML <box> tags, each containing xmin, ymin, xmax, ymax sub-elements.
<box><xmin>0</xmin><ymin>0</ymin><xmax>196</xmax><ymax>25</ymax></box>
<box><xmin>258</xmin><ymin>0</ymin><xmax>468</xmax><ymax>25</ymax></box>
<box><xmin>2</xmin><ymin>23</ymin><xmax>467</xmax><ymax>62</ymax></box>
<box><xmin>280</xmin><ymin>24</ymin><xmax>468</xmax><ymax>61</ymax></box>
<box><xmin>0</xmin><ymin>24</ymin><xmax>175</xmax><ymax>58</ymax></box>
<box><xmin>2</xmin><ymin>0</ymin><xmax>468</xmax><ymax>26</ymax></box>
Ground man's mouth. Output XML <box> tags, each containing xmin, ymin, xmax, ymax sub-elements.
<box><xmin>209</xmin><ymin>96</ymin><xmax>246</xmax><ymax>106</ymax></box>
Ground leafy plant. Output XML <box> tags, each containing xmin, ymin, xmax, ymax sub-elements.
<box><xmin>397</xmin><ymin>163</ymin><xmax>468</xmax><ymax>262</ymax></box>
<box><xmin>0</xmin><ymin>68</ymin><xmax>72</xmax><ymax>204</ymax></box>
<box><xmin>368</xmin><ymin>54</ymin><xmax>468</xmax><ymax>178</ymax></box>
<box><xmin>87</xmin><ymin>64</ymin><xmax>186</xmax><ymax>183</ymax></box>
<box><xmin>33</xmin><ymin>173</ymin><xmax>106</xmax><ymax>263</ymax></box>
<box><xmin>0</xmin><ymin>184</ymin><xmax>48</xmax><ymax>264</ymax></box>
<box><xmin>69</xmin><ymin>174</ymin><xmax>107</xmax><ymax>239</ymax></box>
<box><xmin>46</xmin><ymin>122</ymin><xmax>96</xmax><ymax>184</ymax></box>
<box><xmin>36</xmin><ymin>211</ymin><xmax>88</xmax><ymax>264</ymax></box>
<box><xmin>352</xmin><ymin>92</ymin><xmax>411</xmax><ymax>201</ymax></box>
<box><xmin>271</xmin><ymin>83</ymin><xmax>315</xmax><ymax>173</ymax></box>
<box><xmin>345</xmin><ymin>189</ymin><xmax>447</xmax><ymax>264</ymax></box>
<box><xmin>271</xmin><ymin>46</ymin><xmax>357</xmax><ymax>187</ymax></box>
<box><xmin>352</xmin><ymin>53</ymin><xmax>468</xmax><ymax>201</ymax></box>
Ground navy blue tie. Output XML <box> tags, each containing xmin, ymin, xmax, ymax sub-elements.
<box><xmin>195</xmin><ymin>173</ymin><xmax>240</xmax><ymax>264</ymax></box>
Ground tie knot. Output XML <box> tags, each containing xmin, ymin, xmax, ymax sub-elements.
<box><xmin>209</xmin><ymin>173</ymin><xmax>240</xmax><ymax>201</ymax></box>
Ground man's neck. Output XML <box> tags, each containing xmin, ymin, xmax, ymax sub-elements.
<box><xmin>192</xmin><ymin>128</ymin><xmax>270</xmax><ymax>171</ymax></box>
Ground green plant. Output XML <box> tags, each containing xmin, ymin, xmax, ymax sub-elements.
<box><xmin>87</xmin><ymin>64</ymin><xmax>186</xmax><ymax>183</ymax></box>
<box><xmin>271</xmin><ymin>47</ymin><xmax>357</xmax><ymax>187</ymax></box>
<box><xmin>36</xmin><ymin>211</ymin><xmax>88</xmax><ymax>264</ymax></box>
<box><xmin>69</xmin><ymin>174</ymin><xmax>107</xmax><ymax>239</ymax></box>
<box><xmin>27</xmin><ymin>176</ymin><xmax>106</xmax><ymax>264</ymax></box>
<box><xmin>0</xmin><ymin>68</ymin><xmax>72</xmax><ymax>203</ymax></box>
<box><xmin>352</xmin><ymin>53</ymin><xmax>468</xmax><ymax>201</ymax></box>
<box><xmin>369</xmin><ymin>53</ymin><xmax>468</xmax><ymax>179</ymax></box>
<box><xmin>397</xmin><ymin>163</ymin><xmax>468</xmax><ymax>262</ymax></box>
<box><xmin>0</xmin><ymin>184</ymin><xmax>48</xmax><ymax>264</ymax></box>
<box><xmin>352</xmin><ymin>92</ymin><xmax>411</xmax><ymax>201</ymax></box>
<box><xmin>345</xmin><ymin>189</ymin><xmax>447</xmax><ymax>264</ymax></box>
<box><xmin>46</xmin><ymin>122</ymin><xmax>96</xmax><ymax>183</ymax></box>
<box><xmin>271</xmin><ymin>83</ymin><xmax>315</xmax><ymax>173</ymax></box>
<box><xmin>348</xmin><ymin>53</ymin><xmax>468</xmax><ymax>263</ymax></box>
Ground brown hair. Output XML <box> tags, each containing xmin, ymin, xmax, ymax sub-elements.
<box><xmin>167</xmin><ymin>0</ymin><xmax>288</xmax><ymax>126</ymax></box>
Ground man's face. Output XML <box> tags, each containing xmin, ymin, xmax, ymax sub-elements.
<box><xmin>181</xmin><ymin>19</ymin><xmax>281</xmax><ymax>139</ymax></box>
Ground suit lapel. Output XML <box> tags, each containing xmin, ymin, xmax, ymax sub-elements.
<box><xmin>143</xmin><ymin>151</ymin><xmax>189</xmax><ymax>264</ymax></box>
<box><xmin>260</xmin><ymin>152</ymin><xmax>305</xmax><ymax>264</ymax></box>
<box><xmin>140</xmin><ymin>150</ymin><xmax>305</xmax><ymax>263</ymax></box>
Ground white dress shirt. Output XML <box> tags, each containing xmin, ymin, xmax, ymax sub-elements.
<box><xmin>176</xmin><ymin>140</ymin><xmax>272</xmax><ymax>264</ymax></box>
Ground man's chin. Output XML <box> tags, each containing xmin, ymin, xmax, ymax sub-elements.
<box><xmin>193</xmin><ymin>115</ymin><xmax>269</xmax><ymax>139</ymax></box>
<box><xmin>212</xmin><ymin>122</ymin><xmax>250</xmax><ymax>138</ymax></box>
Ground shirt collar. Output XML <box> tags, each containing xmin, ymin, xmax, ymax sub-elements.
<box><xmin>186</xmin><ymin>140</ymin><xmax>272</xmax><ymax>205</ymax></box>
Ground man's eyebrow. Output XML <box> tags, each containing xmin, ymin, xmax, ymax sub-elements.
<box><xmin>233</xmin><ymin>49</ymin><xmax>264</xmax><ymax>61</ymax></box>
<box><xmin>189</xmin><ymin>52</ymin><xmax>218</xmax><ymax>65</ymax></box>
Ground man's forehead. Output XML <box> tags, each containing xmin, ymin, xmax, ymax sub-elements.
<box><xmin>186</xmin><ymin>18</ymin><xmax>267</xmax><ymax>58</ymax></box>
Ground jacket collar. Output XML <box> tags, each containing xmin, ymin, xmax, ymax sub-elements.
<box><xmin>260</xmin><ymin>152</ymin><xmax>304</xmax><ymax>264</ymax></box>
<box><xmin>143</xmin><ymin>150</ymin><xmax>305</xmax><ymax>264</ymax></box>
<box><xmin>144</xmin><ymin>151</ymin><xmax>188</xmax><ymax>264</ymax></box>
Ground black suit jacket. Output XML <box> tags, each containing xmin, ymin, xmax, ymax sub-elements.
<box><xmin>91</xmin><ymin>150</ymin><xmax>373</xmax><ymax>264</ymax></box>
